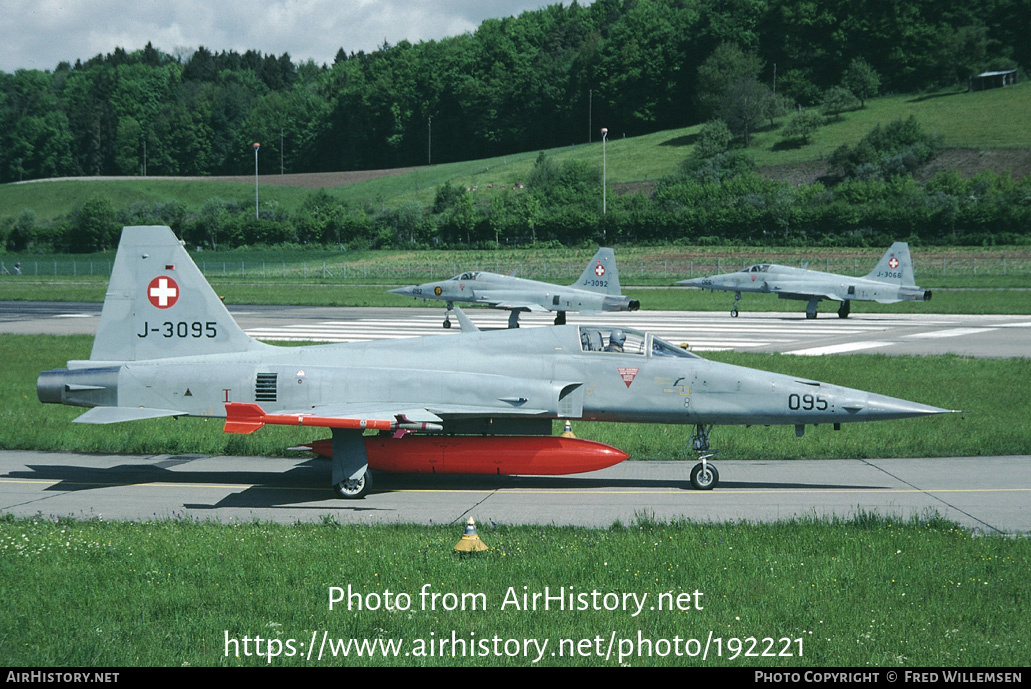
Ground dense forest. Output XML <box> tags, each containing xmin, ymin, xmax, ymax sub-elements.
<box><xmin>1</xmin><ymin>0</ymin><xmax>1026</xmax><ymax>182</ymax></box>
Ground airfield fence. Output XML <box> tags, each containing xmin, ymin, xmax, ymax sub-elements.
<box><xmin>2</xmin><ymin>254</ymin><xmax>1031</xmax><ymax>283</ymax></box>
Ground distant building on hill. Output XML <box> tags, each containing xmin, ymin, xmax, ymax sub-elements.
<box><xmin>969</xmin><ymin>69</ymin><xmax>1018</xmax><ymax>92</ymax></box>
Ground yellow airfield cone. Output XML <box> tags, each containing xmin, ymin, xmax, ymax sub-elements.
<box><xmin>454</xmin><ymin>517</ymin><xmax>488</xmax><ymax>553</ymax></box>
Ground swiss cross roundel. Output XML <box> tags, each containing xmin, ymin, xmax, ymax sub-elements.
<box><xmin>147</xmin><ymin>276</ymin><xmax>179</xmax><ymax>309</ymax></box>
<box><xmin>594</xmin><ymin>262</ymin><xmax>606</xmax><ymax>277</ymax></box>
<box><xmin>888</xmin><ymin>256</ymin><xmax>900</xmax><ymax>269</ymax></box>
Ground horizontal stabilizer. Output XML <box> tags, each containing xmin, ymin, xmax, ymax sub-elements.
<box><xmin>74</xmin><ymin>407</ymin><xmax>186</xmax><ymax>424</ymax></box>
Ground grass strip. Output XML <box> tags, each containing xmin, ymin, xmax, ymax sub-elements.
<box><xmin>3</xmin><ymin>280</ymin><xmax>1031</xmax><ymax>314</ymax></box>
<box><xmin>0</xmin><ymin>513</ymin><xmax>1027</xmax><ymax>666</ymax></box>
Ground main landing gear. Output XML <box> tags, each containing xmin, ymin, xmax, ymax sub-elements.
<box><xmin>730</xmin><ymin>291</ymin><xmax>741</xmax><ymax>318</ymax></box>
<box><xmin>334</xmin><ymin>470</ymin><xmax>372</xmax><ymax>499</ymax></box>
<box><xmin>689</xmin><ymin>423</ymin><xmax>719</xmax><ymax>490</ymax></box>
<box><xmin>837</xmin><ymin>300</ymin><xmax>851</xmax><ymax>319</ymax></box>
<box><xmin>554</xmin><ymin>311</ymin><xmax>566</xmax><ymax>326</ymax></box>
<box><xmin>805</xmin><ymin>299</ymin><xmax>819</xmax><ymax>319</ymax></box>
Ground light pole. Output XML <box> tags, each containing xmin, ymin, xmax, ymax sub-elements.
<box><xmin>601</xmin><ymin>128</ymin><xmax>608</xmax><ymax>215</ymax></box>
<box><xmin>252</xmin><ymin>142</ymin><xmax>260</xmax><ymax>219</ymax></box>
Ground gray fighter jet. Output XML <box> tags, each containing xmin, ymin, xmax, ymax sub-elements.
<box><xmin>389</xmin><ymin>247</ymin><xmax>640</xmax><ymax>328</ymax></box>
<box><xmin>677</xmin><ymin>242</ymin><xmax>932</xmax><ymax>319</ymax></box>
<box><xmin>38</xmin><ymin>227</ymin><xmax>950</xmax><ymax>498</ymax></box>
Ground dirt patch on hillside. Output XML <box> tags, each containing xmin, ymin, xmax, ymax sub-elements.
<box><xmin>758</xmin><ymin>159</ymin><xmax>834</xmax><ymax>186</ymax></box>
<box><xmin>917</xmin><ymin>148</ymin><xmax>1031</xmax><ymax>180</ymax></box>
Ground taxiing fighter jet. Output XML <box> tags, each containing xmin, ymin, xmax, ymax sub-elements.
<box><xmin>389</xmin><ymin>247</ymin><xmax>640</xmax><ymax>328</ymax></box>
<box><xmin>38</xmin><ymin>227</ymin><xmax>949</xmax><ymax>498</ymax></box>
<box><xmin>677</xmin><ymin>242</ymin><xmax>932</xmax><ymax>319</ymax></box>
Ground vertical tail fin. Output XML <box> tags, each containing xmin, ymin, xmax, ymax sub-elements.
<box><xmin>90</xmin><ymin>226</ymin><xmax>269</xmax><ymax>362</ymax></box>
<box><xmin>572</xmin><ymin>247</ymin><xmax>622</xmax><ymax>295</ymax></box>
<box><xmin>863</xmin><ymin>242</ymin><xmax>916</xmax><ymax>286</ymax></box>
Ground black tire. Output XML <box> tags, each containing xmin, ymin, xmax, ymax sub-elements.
<box><xmin>690</xmin><ymin>462</ymin><xmax>719</xmax><ymax>490</ymax></box>
<box><xmin>443</xmin><ymin>319</ymin><xmax>451</xmax><ymax>329</ymax></box>
<box><xmin>334</xmin><ymin>471</ymin><xmax>372</xmax><ymax>499</ymax></box>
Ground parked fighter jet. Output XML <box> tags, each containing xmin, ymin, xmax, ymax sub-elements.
<box><xmin>38</xmin><ymin>227</ymin><xmax>949</xmax><ymax>498</ymax></box>
<box><xmin>676</xmin><ymin>242</ymin><xmax>932</xmax><ymax>319</ymax></box>
<box><xmin>389</xmin><ymin>247</ymin><xmax>640</xmax><ymax>328</ymax></box>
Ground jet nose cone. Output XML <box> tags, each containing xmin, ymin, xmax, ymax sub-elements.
<box><xmin>389</xmin><ymin>286</ymin><xmax>415</xmax><ymax>296</ymax></box>
<box><xmin>676</xmin><ymin>278</ymin><xmax>705</xmax><ymax>287</ymax></box>
<box><xmin>849</xmin><ymin>392</ymin><xmax>952</xmax><ymax>420</ymax></box>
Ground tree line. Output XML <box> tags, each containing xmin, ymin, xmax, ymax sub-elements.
<box><xmin>1</xmin><ymin>0</ymin><xmax>1026</xmax><ymax>183</ymax></box>
<box><xmin>6</xmin><ymin>119</ymin><xmax>1031</xmax><ymax>254</ymax></box>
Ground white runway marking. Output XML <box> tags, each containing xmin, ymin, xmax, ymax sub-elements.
<box><xmin>785</xmin><ymin>341</ymin><xmax>894</xmax><ymax>356</ymax></box>
<box><xmin>904</xmin><ymin>327</ymin><xmax>995</xmax><ymax>339</ymax></box>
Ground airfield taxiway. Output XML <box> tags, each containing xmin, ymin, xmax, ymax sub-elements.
<box><xmin>1</xmin><ymin>451</ymin><xmax>1028</xmax><ymax>534</ymax></box>
<box><xmin>3</xmin><ymin>302</ymin><xmax>1030</xmax><ymax>357</ymax></box>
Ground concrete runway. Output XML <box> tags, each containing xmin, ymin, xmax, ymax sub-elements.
<box><xmin>3</xmin><ymin>301</ymin><xmax>1030</xmax><ymax>357</ymax></box>
<box><xmin>1</xmin><ymin>450</ymin><xmax>1028</xmax><ymax>534</ymax></box>
<box><xmin>3</xmin><ymin>301</ymin><xmax>1029</xmax><ymax>530</ymax></box>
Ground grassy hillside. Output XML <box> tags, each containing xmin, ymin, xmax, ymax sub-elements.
<box><xmin>1</xmin><ymin>83</ymin><xmax>1029</xmax><ymax>224</ymax></box>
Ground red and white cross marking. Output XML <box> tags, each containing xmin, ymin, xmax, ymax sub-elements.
<box><xmin>888</xmin><ymin>256</ymin><xmax>899</xmax><ymax>269</ymax></box>
<box><xmin>147</xmin><ymin>276</ymin><xmax>179</xmax><ymax>309</ymax></box>
<box><xmin>594</xmin><ymin>262</ymin><xmax>606</xmax><ymax>277</ymax></box>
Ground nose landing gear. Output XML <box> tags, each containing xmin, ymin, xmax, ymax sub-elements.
<box><xmin>689</xmin><ymin>423</ymin><xmax>720</xmax><ymax>490</ymax></box>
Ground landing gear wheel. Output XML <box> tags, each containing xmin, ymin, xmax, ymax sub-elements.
<box><xmin>334</xmin><ymin>471</ymin><xmax>372</xmax><ymax>499</ymax></box>
<box><xmin>806</xmin><ymin>311</ymin><xmax>817</xmax><ymax>319</ymax></box>
<box><xmin>443</xmin><ymin>319</ymin><xmax>451</xmax><ymax>329</ymax></box>
<box><xmin>730</xmin><ymin>292</ymin><xmax>741</xmax><ymax>318</ymax></box>
<box><xmin>690</xmin><ymin>462</ymin><xmax>719</xmax><ymax>490</ymax></box>
<box><xmin>554</xmin><ymin>311</ymin><xmax>566</xmax><ymax>326</ymax></box>
<box><xmin>837</xmin><ymin>301</ymin><xmax>851</xmax><ymax>319</ymax></box>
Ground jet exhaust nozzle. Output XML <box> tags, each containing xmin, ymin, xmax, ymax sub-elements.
<box><xmin>37</xmin><ymin>367</ymin><xmax>120</xmax><ymax>408</ymax></box>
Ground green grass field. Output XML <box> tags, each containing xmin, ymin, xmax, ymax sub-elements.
<box><xmin>2</xmin><ymin>276</ymin><xmax>1030</xmax><ymax>316</ymax></box>
<box><xmin>1</xmin><ymin>513</ymin><xmax>1027</xmax><ymax>666</ymax></box>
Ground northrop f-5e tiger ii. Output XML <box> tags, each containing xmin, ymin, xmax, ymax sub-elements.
<box><xmin>389</xmin><ymin>247</ymin><xmax>639</xmax><ymax>328</ymax></box>
<box><xmin>677</xmin><ymin>242</ymin><xmax>932</xmax><ymax>319</ymax></box>
<box><xmin>38</xmin><ymin>227</ymin><xmax>950</xmax><ymax>498</ymax></box>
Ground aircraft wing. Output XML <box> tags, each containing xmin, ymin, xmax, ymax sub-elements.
<box><xmin>470</xmin><ymin>291</ymin><xmax>551</xmax><ymax>312</ymax></box>
<box><xmin>491</xmin><ymin>302</ymin><xmax>550</xmax><ymax>312</ymax></box>
<box><xmin>771</xmin><ymin>282</ymin><xmax>843</xmax><ymax>302</ymax></box>
<box><xmin>224</xmin><ymin>401</ymin><xmax>552</xmax><ymax>435</ymax></box>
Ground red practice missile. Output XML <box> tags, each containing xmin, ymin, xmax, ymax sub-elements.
<box><xmin>292</xmin><ymin>435</ymin><xmax>629</xmax><ymax>475</ymax></box>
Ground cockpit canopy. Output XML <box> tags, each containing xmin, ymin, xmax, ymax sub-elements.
<box><xmin>450</xmin><ymin>272</ymin><xmax>480</xmax><ymax>281</ymax></box>
<box><xmin>578</xmin><ymin>326</ymin><xmax>701</xmax><ymax>358</ymax></box>
<box><xmin>741</xmin><ymin>264</ymin><xmax>771</xmax><ymax>273</ymax></box>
